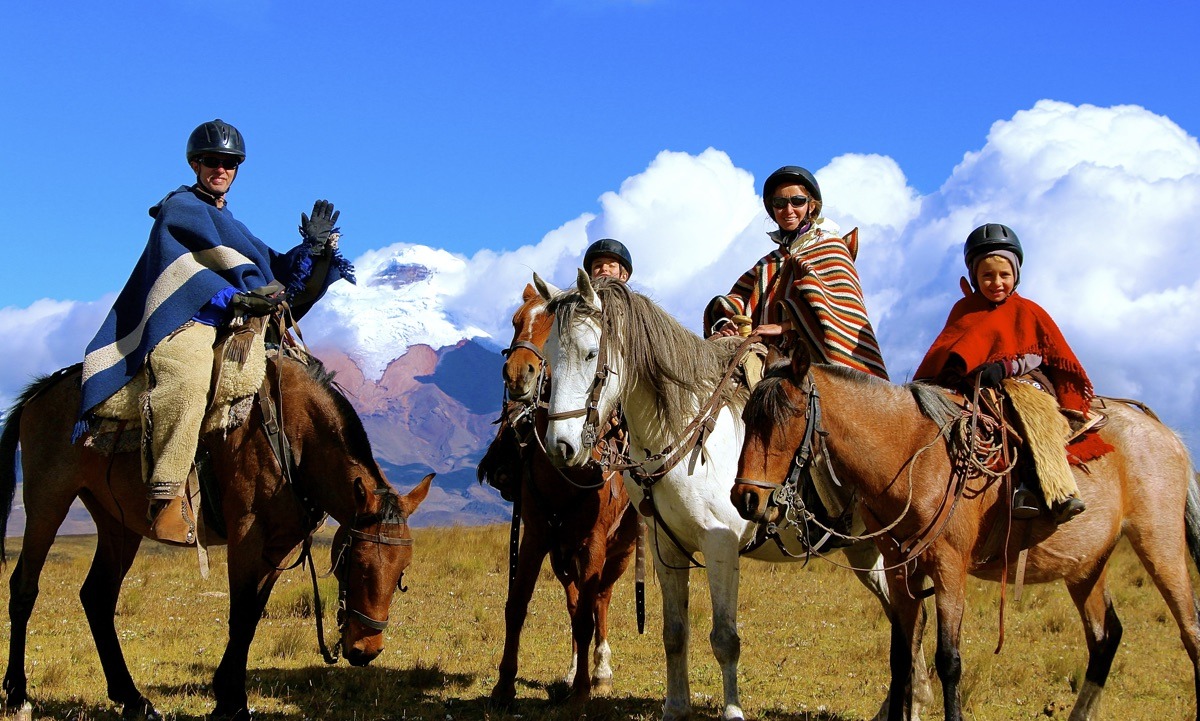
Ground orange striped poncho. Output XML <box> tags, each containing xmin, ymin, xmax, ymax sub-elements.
<box><xmin>704</xmin><ymin>220</ymin><xmax>888</xmax><ymax>379</ymax></box>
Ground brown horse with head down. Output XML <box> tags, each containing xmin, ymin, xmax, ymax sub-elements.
<box><xmin>0</xmin><ymin>354</ymin><xmax>433</xmax><ymax>721</ymax></box>
<box><xmin>732</xmin><ymin>349</ymin><xmax>1200</xmax><ymax>721</ymax></box>
<box><xmin>479</xmin><ymin>282</ymin><xmax>639</xmax><ymax>707</ymax></box>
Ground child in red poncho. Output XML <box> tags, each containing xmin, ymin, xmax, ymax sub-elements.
<box><xmin>915</xmin><ymin>223</ymin><xmax>1097</xmax><ymax>523</ymax></box>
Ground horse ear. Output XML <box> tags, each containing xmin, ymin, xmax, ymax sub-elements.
<box><xmin>533</xmin><ymin>273</ymin><xmax>560</xmax><ymax>301</ymax></box>
<box><xmin>577</xmin><ymin>268</ymin><xmax>601</xmax><ymax>309</ymax></box>
<box><xmin>404</xmin><ymin>473</ymin><xmax>435</xmax><ymax>510</ymax></box>
<box><xmin>790</xmin><ymin>343</ymin><xmax>812</xmax><ymax>378</ymax></box>
<box><xmin>522</xmin><ymin>283</ymin><xmax>537</xmax><ymax>302</ymax></box>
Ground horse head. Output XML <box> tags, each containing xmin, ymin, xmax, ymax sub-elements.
<box><xmin>732</xmin><ymin>347</ymin><xmax>814</xmax><ymax>523</ymax></box>
<box><xmin>331</xmin><ymin>473</ymin><xmax>433</xmax><ymax>666</ymax></box>
<box><xmin>539</xmin><ymin>269</ymin><xmax>624</xmax><ymax>467</ymax></box>
<box><xmin>502</xmin><ymin>283</ymin><xmax>554</xmax><ymax>402</ymax></box>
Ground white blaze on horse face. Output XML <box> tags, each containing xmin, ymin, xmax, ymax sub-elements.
<box><xmin>544</xmin><ymin>312</ymin><xmax>607</xmax><ymax>467</ymax></box>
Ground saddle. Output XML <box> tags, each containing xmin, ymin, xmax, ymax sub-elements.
<box><xmin>82</xmin><ymin>317</ymin><xmax>271</xmax><ymax>547</ymax></box>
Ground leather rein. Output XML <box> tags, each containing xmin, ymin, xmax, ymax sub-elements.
<box><xmin>253</xmin><ymin>307</ymin><xmax>413</xmax><ymax>664</ymax></box>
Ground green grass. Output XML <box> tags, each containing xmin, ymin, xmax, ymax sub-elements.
<box><xmin>0</xmin><ymin>527</ymin><xmax>1195</xmax><ymax>720</ymax></box>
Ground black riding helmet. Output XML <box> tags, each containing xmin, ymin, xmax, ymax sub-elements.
<box><xmin>761</xmin><ymin>165</ymin><xmax>821</xmax><ymax>216</ymax></box>
<box><xmin>964</xmin><ymin>223</ymin><xmax>1024</xmax><ymax>290</ymax></box>
<box><xmin>964</xmin><ymin>223</ymin><xmax>1023</xmax><ymax>267</ymax></box>
<box><xmin>186</xmin><ymin>119</ymin><xmax>246</xmax><ymax>163</ymax></box>
<box><xmin>583</xmin><ymin>238</ymin><xmax>633</xmax><ymax>277</ymax></box>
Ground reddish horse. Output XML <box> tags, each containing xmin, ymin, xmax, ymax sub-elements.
<box><xmin>478</xmin><ymin>283</ymin><xmax>639</xmax><ymax>706</ymax></box>
<box><xmin>0</xmin><ymin>354</ymin><xmax>433</xmax><ymax>721</ymax></box>
<box><xmin>732</xmin><ymin>350</ymin><xmax>1200</xmax><ymax>721</ymax></box>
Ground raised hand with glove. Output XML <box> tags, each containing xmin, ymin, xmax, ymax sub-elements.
<box><xmin>299</xmin><ymin>199</ymin><xmax>340</xmax><ymax>256</ymax></box>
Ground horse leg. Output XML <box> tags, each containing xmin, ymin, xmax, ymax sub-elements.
<box><xmin>928</xmin><ymin>558</ymin><xmax>968</xmax><ymax>721</ymax></box>
<box><xmin>566</xmin><ymin>550</ymin><xmax>602</xmax><ymax>703</ymax></box>
<box><xmin>591</xmin><ymin>580</ymin><xmax>615</xmax><ymax>694</ymax></box>
<box><xmin>212</xmin><ymin>534</ymin><xmax>282</xmax><ymax>721</ymax></box>
<box><xmin>79</xmin><ymin>512</ymin><xmax>161</xmax><ymax>720</ymax></box>
<box><xmin>701</xmin><ymin>530</ymin><xmax>744</xmax><ymax>721</ymax></box>
<box><xmin>655</xmin><ymin>538</ymin><xmax>693</xmax><ymax>721</ymax></box>
<box><xmin>490</xmin><ymin>530</ymin><xmax>549</xmax><ymax>706</ymax></box>
<box><xmin>561</xmin><ymin>577</ymin><xmax>580</xmax><ymax>687</ymax></box>
<box><xmin>1126</xmin><ymin>519</ymin><xmax>1200</xmax><ymax>721</ymax></box>
<box><xmin>1064</xmin><ymin>567</ymin><xmax>1122</xmax><ymax>721</ymax></box>
<box><xmin>884</xmin><ymin>566</ymin><xmax>929</xmax><ymax>721</ymax></box>
<box><xmin>844</xmin><ymin>542</ymin><xmax>930</xmax><ymax>721</ymax></box>
<box><xmin>3</xmin><ymin>481</ymin><xmax>77</xmax><ymax>709</ymax></box>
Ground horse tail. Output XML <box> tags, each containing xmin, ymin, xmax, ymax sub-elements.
<box><xmin>0</xmin><ymin>397</ymin><xmax>25</xmax><ymax>564</ymax></box>
<box><xmin>0</xmin><ymin>364</ymin><xmax>80</xmax><ymax>565</ymax></box>
<box><xmin>1185</xmin><ymin>467</ymin><xmax>1200</xmax><ymax>574</ymax></box>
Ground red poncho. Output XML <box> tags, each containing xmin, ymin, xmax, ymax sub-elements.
<box><xmin>915</xmin><ymin>292</ymin><xmax>1095</xmax><ymax>414</ymax></box>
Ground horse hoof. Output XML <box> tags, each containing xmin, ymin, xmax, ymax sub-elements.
<box><xmin>488</xmin><ymin>686</ymin><xmax>516</xmax><ymax>710</ymax></box>
<box><xmin>14</xmin><ymin>702</ymin><xmax>33</xmax><ymax>721</ymax></box>
<box><xmin>590</xmin><ymin>676</ymin><xmax>613</xmax><ymax>696</ymax></box>
<box><xmin>122</xmin><ymin>696</ymin><xmax>163</xmax><ymax>721</ymax></box>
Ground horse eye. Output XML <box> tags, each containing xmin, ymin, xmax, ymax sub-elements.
<box><xmin>586</xmin><ymin>350</ymin><xmax>598</xmax><ymax>361</ymax></box>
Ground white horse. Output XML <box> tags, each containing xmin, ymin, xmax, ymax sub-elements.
<box><xmin>535</xmin><ymin>270</ymin><xmax>931</xmax><ymax>721</ymax></box>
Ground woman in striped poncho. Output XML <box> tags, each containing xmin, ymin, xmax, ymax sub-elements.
<box><xmin>704</xmin><ymin>165</ymin><xmax>888</xmax><ymax>379</ymax></box>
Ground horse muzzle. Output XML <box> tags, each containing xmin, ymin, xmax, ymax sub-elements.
<box><xmin>732</xmin><ymin>480</ymin><xmax>780</xmax><ymax>524</ymax></box>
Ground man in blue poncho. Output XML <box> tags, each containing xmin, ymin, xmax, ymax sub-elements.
<box><xmin>79</xmin><ymin>118</ymin><xmax>354</xmax><ymax>511</ymax></box>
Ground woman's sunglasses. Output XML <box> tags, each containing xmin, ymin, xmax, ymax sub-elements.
<box><xmin>770</xmin><ymin>195</ymin><xmax>810</xmax><ymax>210</ymax></box>
<box><xmin>198</xmin><ymin>156</ymin><xmax>241</xmax><ymax>170</ymax></box>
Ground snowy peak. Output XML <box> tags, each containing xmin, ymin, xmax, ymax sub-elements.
<box><xmin>303</xmin><ymin>243</ymin><xmax>490</xmax><ymax>381</ymax></box>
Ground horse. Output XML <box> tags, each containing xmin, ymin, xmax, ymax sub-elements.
<box><xmin>0</xmin><ymin>353</ymin><xmax>434</xmax><ymax>721</ymax></box>
<box><xmin>731</xmin><ymin>348</ymin><xmax>1200</xmax><ymax>721</ymax></box>
<box><xmin>535</xmin><ymin>269</ymin><xmax>932</xmax><ymax>721</ymax></box>
<box><xmin>478</xmin><ymin>282</ymin><xmax>639</xmax><ymax>706</ymax></box>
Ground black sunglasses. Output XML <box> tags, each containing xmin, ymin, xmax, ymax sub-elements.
<box><xmin>770</xmin><ymin>195</ymin><xmax>810</xmax><ymax>210</ymax></box>
<box><xmin>198</xmin><ymin>156</ymin><xmax>241</xmax><ymax>170</ymax></box>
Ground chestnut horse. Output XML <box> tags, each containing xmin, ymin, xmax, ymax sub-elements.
<box><xmin>478</xmin><ymin>282</ymin><xmax>639</xmax><ymax>706</ymax></box>
<box><xmin>732</xmin><ymin>350</ymin><xmax>1200</xmax><ymax>721</ymax></box>
<box><xmin>0</xmin><ymin>354</ymin><xmax>434</xmax><ymax>721</ymax></box>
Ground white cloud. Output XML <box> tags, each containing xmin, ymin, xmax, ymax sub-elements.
<box><xmin>2</xmin><ymin>101</ymin><xmax>1198</xmax><ymax>452</ymax></box>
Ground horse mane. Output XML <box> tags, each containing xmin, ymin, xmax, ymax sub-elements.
<box><xmin>745</xmin><ymin>360</ymin><xmax>901</xmax><ymax>430</ymax></box>
<box><xmin>908</xmin><ymin>381</ymin><xmax>962</xmax><ymax>432</ymax></box>
<box><xmin>548</xmin><ymin>278</ymin><xmax>746</xmax><ymax>440</ymax></box>
<box><xmin>291</xmin><ymin>355</ymin><xmax>384</xmax><ymax>482</ymax></box>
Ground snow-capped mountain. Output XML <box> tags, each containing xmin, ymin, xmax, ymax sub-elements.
<box><xmin>304</xmin><ymin>243</ymin><xmax>496</xmax><ymax>380</ymax></box>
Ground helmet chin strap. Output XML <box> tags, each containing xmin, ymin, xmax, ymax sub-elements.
<box><xmin>191</xmin><ymin>179</ymin><xmax>229</xmax><ymax>208</ymax></box>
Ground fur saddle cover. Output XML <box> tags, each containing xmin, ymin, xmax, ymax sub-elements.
<box><xmin>1002</xmin><ymin>378</ymin><xmax>1079</xmax><ymax>506</ymax></box>
<box><xmin>84</xmin><ymin>317</ymin><xmax>269</xmax><ymax>456</ymax></box>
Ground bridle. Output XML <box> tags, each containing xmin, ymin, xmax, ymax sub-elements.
<box><xmin>543</xmin><ymin>328</ymin><xmax>612</xmax><ymax>451</ymax></box>
<box><xmin>311</xmin><ymin>486</ymin><xmax>414</xmax><ymax>664</ymax></box>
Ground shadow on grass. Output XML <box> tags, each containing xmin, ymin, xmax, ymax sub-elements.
<box><xmin>8</xmin><ymin>666</ymin><xmax>873</xmax><ymax>721</ymax></box>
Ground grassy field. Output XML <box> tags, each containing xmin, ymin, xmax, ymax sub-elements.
<box><xmin>0</xmin><ymin>524</ymin><xmax>1195</xmax><ymax>720</ymax></box>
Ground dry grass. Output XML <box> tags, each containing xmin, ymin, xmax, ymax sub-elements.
<box><xmin>0</xmin><ymin>526</ymin><xmax>1196</xmax><ymax>720</ymax></box>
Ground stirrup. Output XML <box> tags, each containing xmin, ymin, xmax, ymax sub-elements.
<box><xmin>1011</xmin><ymin>487</ymin><xmax>1041</xmax><ymax>520</ymax></box>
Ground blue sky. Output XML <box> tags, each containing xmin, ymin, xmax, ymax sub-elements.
<box><xmin>3</xmin><ymin>2</ymin><xmax>1200</xmax><ymax>452</ymax></box>
<box><xmin>4</xmin><ymin>1</ymin><xmax>1198</xmax><ymax>304</ymax></box>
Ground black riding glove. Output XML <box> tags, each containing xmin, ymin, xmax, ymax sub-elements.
<box><xmin>231</xmin><ymin>282</ymin><xmax>286</xmax><ymax>317</ymax></box>
<box><xmin>977</xmin><ymin>361</ymin><xmax>1007</xmax><ymax>388</ymax></box>
<box><xmin>299</xmin><ymin>199</ymin><xmax>340</xmax><ymax>256</ymax></box>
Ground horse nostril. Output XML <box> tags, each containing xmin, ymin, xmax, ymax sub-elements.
<box><xmin>525</xmin><ymin>363</ymin><xmax>536</xmax><ymax>378</ymax></box>
<box><xmin>555</xmin><ymin>439</ymin><xmax>575</xmax><ymax>460</ymax></box>
<box><xmin>741</xmin><ymin>491</ymin><xmax>759</xmax><ymax>520</ymax></box>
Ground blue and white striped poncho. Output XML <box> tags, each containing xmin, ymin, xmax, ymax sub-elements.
<box><xmin>79</xmin><ymin>186</ymin><xmax>350</xmax><ymax>424</ymax></box>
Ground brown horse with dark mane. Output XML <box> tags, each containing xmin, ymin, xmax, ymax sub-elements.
<box><xmin>478</xmin><ymin>283</ymin><xmax>639</xmax><ymax>706</ymax></box>
<box><xmin>0</xmin><ymin>353</ymin><xmax>433</xmax><ymax>721</ymax></box>
<box><xmin>732</xmin><ymin>349</ymin><xmax>1200</xmax><ymax>721</ymax></box>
